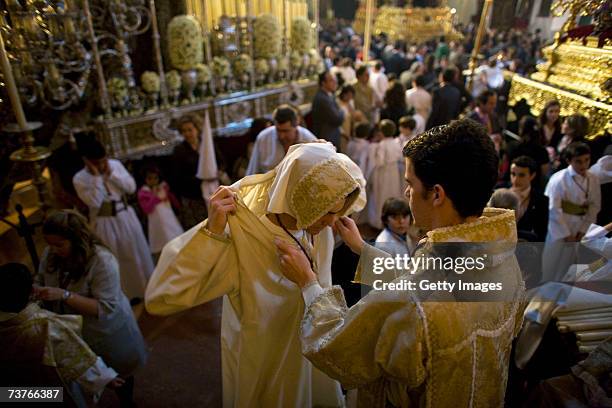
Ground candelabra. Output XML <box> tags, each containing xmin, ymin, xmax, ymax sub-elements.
<box><xmin>1</xmin><ymin>0</ymin><xmax>92</xmax><ymax>110</ymax></box>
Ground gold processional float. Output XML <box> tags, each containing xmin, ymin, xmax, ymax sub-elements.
<box><xmin>353</xmin><ymin>0</ymin><xmax>462</xmax><ymax>45</ymax></box>
<box><xmin>508</xmin><ymin>0</ymin><xmax>612</xmax><ymax>141</ymax></box>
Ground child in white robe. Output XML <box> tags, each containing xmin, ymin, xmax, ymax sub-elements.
<box><xmin>138</xmin><ymin>166</ymin><xmax>184</xmax><ymax>255</ymax></box>
<box><xmin>73</xmin><ymin>137</ymin><xmax>154</xmax><ymax>301</ymax></box>
<box><xmin>345</xmin><ymin>122</ymin><xmax>371</xmax><ymax>172</ymax></box>
<box><xmin>543</xmin><ymin>142</ymin><xmax>601</xmax><ymax>282</ymax></box>
<box><xmin>363</xmin><ymin>120</ymin><xmax>404</xmax><ymax>229</ymax></box>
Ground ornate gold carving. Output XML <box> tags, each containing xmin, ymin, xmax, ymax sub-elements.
<box><xmin>354</xmin><ymin>5</ymin><xmax>461</xmax><ymax>43</ymax></box>
<box><xmin>531</xmin><ymin>39</ymin><xmax>612</xmax><ymax>104</ymax></box>
<box><xmin>508</xmin><ymin>74</ymin><xmax>612</xmax><ymax>139</ymax></box>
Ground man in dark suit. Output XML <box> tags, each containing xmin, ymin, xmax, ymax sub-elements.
<box><xmin>426</xmin><ymin>68</ymin><xmax>462</xmax><ymax>129</ymax></box>
<box><xmin>510</xmin><ymin>156</ymin><xmax>549</xmax><ymax>242</ymax></box>
<box><xmin>311</xmin><ymin>71</ymin><xmax>345</xmax><ymax>151</ymax></box>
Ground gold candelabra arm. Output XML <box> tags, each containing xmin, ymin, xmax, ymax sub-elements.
<box><xmin>467</xmin><ymin>0</ymin><xmax>493</xmax><ymax>93</ymax></box>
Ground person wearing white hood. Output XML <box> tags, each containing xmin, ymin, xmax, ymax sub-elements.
<box><xmin>145</xmin><ymin>143</ymin><xmax>366</xmax><ymax>407</ymax></box>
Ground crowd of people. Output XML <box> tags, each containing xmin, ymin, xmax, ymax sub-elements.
<box><xmin>1</xmin><ymin>17</ymin><xmax>610</xmax><ymax>408</ymax></box>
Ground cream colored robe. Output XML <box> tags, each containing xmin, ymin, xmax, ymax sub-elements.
<box><xmin>146</xmin><ymin>144</ymin><xmax>366</xmax><ymax>407</ymax></box>
<box><xmin>299</xmin><ymin>208</ymin><xmax>526</xmax><ymax>407</ymax></box>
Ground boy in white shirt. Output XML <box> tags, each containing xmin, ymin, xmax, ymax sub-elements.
<box><xmin>543</xmin><ymin>142</ymin><xmax>601</xmax><ymax>281</ymax></box>
<box><xmin>375</xmin><ymin>197</ymin><xmax>420</xmax><ymax>257</ymax></box>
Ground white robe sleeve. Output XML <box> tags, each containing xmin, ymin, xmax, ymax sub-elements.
<box><xmin>545</xmin><ymin>177</ymin><xmax>571</xmax><ymax>241</ymax></box>
<box><xmin>145</xmin><ymin>222</ymin><xmax>239</xmax><ymax>316</ymax></box>
<box><xmin>581</xmin><ymin>224</ymin><xmax>612</xmax><ymax>258</ymax></box>
<box><xmin>107</xmin><ymin>160</ymin><xmax>136</xmax><ymax>195</ymax></box>
<box><xmin>581</xmin><ymin>175</ymin><xmax>601</xmax><ymax>233</ymax></box>
<box><xmin>76</xmin><ymin>357</ymin><xmax>118</xmax><ymax>396</ymax></box>
<box><xmin>73</xmin><ymin>173</ymin><xmax>106</xmax><ymax>211</ymax></box>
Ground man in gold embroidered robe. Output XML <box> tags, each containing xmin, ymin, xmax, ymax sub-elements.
<box><xmin>277</xmin><ymin>120</ymin><xmax>526</xmax><ymax>407</ymax></box>
<box><xmin>0</xmin><ymin>263</ymin><xmax>121</xmax><ymax>406</ymax></box>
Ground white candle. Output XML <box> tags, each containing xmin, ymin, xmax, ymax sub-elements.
<box><xmin>0</xmin><ymin>31</ymin><xmax>28</xmax><ymax>129</ymax></box>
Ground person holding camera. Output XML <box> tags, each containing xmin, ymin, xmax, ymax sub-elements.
<box><xmin>72</xmin><ymin>134</ymin><xmax>154</xmax><ymax>302</ymax></box>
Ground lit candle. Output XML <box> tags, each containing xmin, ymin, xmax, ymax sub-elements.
<box><xmin>210</xmin><ymin>0</ymin><xmax>217</xmax><ymax>25</ymax></box>
<box><xmin>0</xmin><ymin>31</ymin><xmax>28</xmax><ymax>130</ymax></box>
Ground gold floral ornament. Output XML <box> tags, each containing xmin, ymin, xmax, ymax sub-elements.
<box><xmin>290</xmin><ymin>50</ymin><xmax>303</xmax><ymax>69</ymax></box>
<box><xmin>233</xmin><ymin>54</ymin><xmax>253</xmax><ymax>76</ymax></box>
<box><xmin>165</xmin><ymin>70</ymin><xmax>182</xmax><ymax>91</ymax></box>
<box><xmin>290</xmin><ymin>158</ymin><xmax>361</xmax><ymax>229</ymax></box>
<box><xmin>291</xmin><ymin>17</ymin><xmax>312</xmax><ymax>55</ymax></box>
<box><xmin>308</xmin><ymin>48</ymin><xmax>323</xmax><ymax>70</ymax></box>
<box><xmin>195</xmin><ymin>63</ymin><xmax>212</xmax><ymax>84</ymax></box>
<box><xmin>140</xmin><ymin>71</ymin><xmax>160</xmax><ymax>93</ymax></box>
<box><xmin>253</xmin><ymin>14</ymin><xmax>282</xmax><ymax>59</ymax></box>
<box><xmin>254</xmin><ymin>58</ymin><xmax>270</xmax><ymax>76</ymax></box>
<box><xmin>278</xmin><ymin>55</ymin><xmax>290</xmax><ymax>72</ymax></box>
<box><xmin>107</xmin><ymin>77</ymin><xmax>128</xmax><ymax>102</ymax></box>
<box><xmin>212</xmin><ymin>56</ymin><xmax>231</xmax><ymax>78</ymax></box>
<box><xmin>167</xmin><ymin>15</ymin><xmax>204</xmax><ymax>71</ymax></box>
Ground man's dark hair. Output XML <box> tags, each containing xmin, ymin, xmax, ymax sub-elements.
<box><xmin>374</xmin><ymin>61</ymin><xmax>382</xmax><ymax>70</ymax></box>
<box><xmin>273</xmin><ymin>105</ymin><xmax>298</xmax><ymax>126</ymax></box>
<box><xmin>399</xmin><ymin>116</ymin><xmax>416</xmax><ymax>130</ymax></box>
<box><xmin>76</xmin><ymin>134</ymin><xmax>107</xmax><ymax>160</ymax></box>
<box><xmin>356</xmin><ymin>65</ymin><xmax>368</xmax><ymax>78</ymax></box>
<box><xmin>318</xmin><ymin>70</ymin><xmax>330</xmax><ymax>86</ymax></box>
<box><xmin>338</xmin><ymin>84</ymin><xmax>355</xmax><ymax>99</ymax></box>
<box><xmin>414</xmin><ymin>74</ymin><xmax>427</xmax><ymax>88</ymax></box>
<box><xmin>402</xmin><ymin>119</ymin><xmax>498</xmax><ymax>218</ymax></box>
<box><xmin>381</xmin><ymin>197</ymin><xmax>412</xmax><ymax>228</ymax></box>
<box><xmin>354</xmin><ymin>122</ymin><xmax>371</xmax><ymax>139</ymax></box>
<box><xmin>0</xmin><ymin>263</ymin><xmax>33</xmax><ymax>313</ymax></box>
<box><xmin>477</xmin><ymin>89</ymin><xmax>496</xmax><ymax>106</ymax></box>
<box><xmin>441</xmin><ymin>67</ymin><xmax>456</xmax><ymax>83</ymax></box>
<box><xmin>512</xmin><ymin>155</ymin><xmax>537</xmax><ymax>175</ymax></box>
<box><xmin>563</xmin><ymin>141</ymin><xmax>591</xmax><ymax>161</ymax></box>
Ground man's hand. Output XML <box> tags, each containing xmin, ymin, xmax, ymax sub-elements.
<box><xmin>274</xmin><ymin>238</ymin><xmax>317</xmax><ymax>288</ymax></box>
<box><xmin>207</xmin><ymin>186</ymin><xmax>237</xmax><ymax>235</ymax></box>
<box><xmin>84</xmin><ymin>159</ymin><xmax>99</xmax><ymax>176</ymax></box>
<box><xmin>34</xmin><ymin>286</ymin><xmax>64</xmax><ymax>301</ymax></box>
<box><xmin>604</xmin><ymin>222</ymin><xmax>612</xmax><ymax>232</ymax></box>
<box><xmin>107</xmin><ymin>376</ymin><xmax>125</xmax><ymax>389</ymax></box>
<box><xmin>333</xmin><ymin>216</ymin><xmax>365</xmax><ymax>255</ymax></box>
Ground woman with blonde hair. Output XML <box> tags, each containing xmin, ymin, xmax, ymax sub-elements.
<box><xmin>36</xmin><ymin>210</ymin><xmax>147</xmax><ymax>406</ymax></box>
